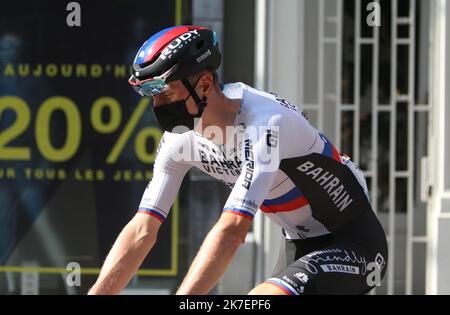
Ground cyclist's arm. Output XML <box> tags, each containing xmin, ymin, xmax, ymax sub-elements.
<box><xmin>89</xmin><ymin>133</ymin><xmax>190</xmax><ymax>295</ymax></box>
<box><xmin>176</xmin><ymin>212</ymin><xmax>251</xmax><ymax>295</ymax></box>
<box><xmin>176</xmin><ymin>190</ymin><xmax>267</xmax><ymax>296</ymax></box>
<box><xmin>88</xmin><ymin>214</ymin><xmax>161</xmax><ymax>295</ymax></box>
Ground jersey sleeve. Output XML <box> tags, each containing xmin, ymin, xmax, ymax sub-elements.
<box><xmin>223</xmin><ymin>114</ymin><xmax>288</xmax><ymax>220</ymax></box>
<box><xmin>137</xmin><ymin>132</ymin><xmax>192</xmax><ymax>222</ymax></box>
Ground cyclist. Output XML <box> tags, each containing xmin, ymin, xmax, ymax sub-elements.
<box><xmin>88</xmin><ymin>25</ymin><xmax>387</xmax><ymax>295</ymax></box>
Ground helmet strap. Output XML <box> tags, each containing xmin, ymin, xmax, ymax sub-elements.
<box><xmin>181</xmin><ymin>78</ymin><xmax>208</xmax><ymax>118</ymax></box>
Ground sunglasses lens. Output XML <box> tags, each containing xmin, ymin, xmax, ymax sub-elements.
<box><xmin>131</xmin><ymin>84</ymin><xmax>145</xmax><ymax>96</ymax></box>
<box><xmin>130</xmin><ymin>77</ymin><xmax>168</xmax><ymax>97</ymax></box>
<box><xmin>139</xmin><ymin>79</ymin><xmax>167</xmax><ymax>96</ymax></box>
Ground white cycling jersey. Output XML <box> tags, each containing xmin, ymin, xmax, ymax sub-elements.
<box><xmin>138</xmin><ymin>82</ymin><xmax>370</xmax><ymax>240</ymax></box>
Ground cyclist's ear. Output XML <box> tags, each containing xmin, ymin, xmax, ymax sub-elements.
<box><xmin>197</xmin><ymin>72</ymin><xmax>215</xmax><ymax>97</ymax></box>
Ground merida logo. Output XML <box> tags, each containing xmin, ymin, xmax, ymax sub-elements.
<box><xmin>242</xmin><ymin>139</ymin><xmax>254</xmax><ymax>190</ymax></box>
<box><xmin>196</xmin><ymin>49</ymin><xmax>211</xmax><ymax>63</ymax></box>
<box><xmin>297</xmin><ymin>161</ymin><xmax>354</xmax><ymax>211</ymax></box>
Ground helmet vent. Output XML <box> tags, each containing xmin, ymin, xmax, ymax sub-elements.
<box><xmin>140</xmin><ymin>52</ymin><xmax>161</xmax><ymax>68</ymax></box>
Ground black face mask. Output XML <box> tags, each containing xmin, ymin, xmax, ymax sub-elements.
<box><xmin>152</xmin><ymin>78</ymin><xmax>207</xmax><ymax>133</ymax></box>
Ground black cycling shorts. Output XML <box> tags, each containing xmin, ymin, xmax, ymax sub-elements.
<box><xmin>265</xmin><ymin>232</ymin><xmax>387</xmax><ymax>295</ymax></box>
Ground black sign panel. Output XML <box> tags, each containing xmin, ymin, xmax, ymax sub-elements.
<box><xmin>0</xmin><ymin>0</ymin><xmax>179</xmax><ymax>276</ymax></box>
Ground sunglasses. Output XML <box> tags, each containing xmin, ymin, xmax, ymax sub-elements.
<box><xmin>128</xmin><ymin>65</ymin><xmax>176</xmax><ymax>97</ymax></box>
